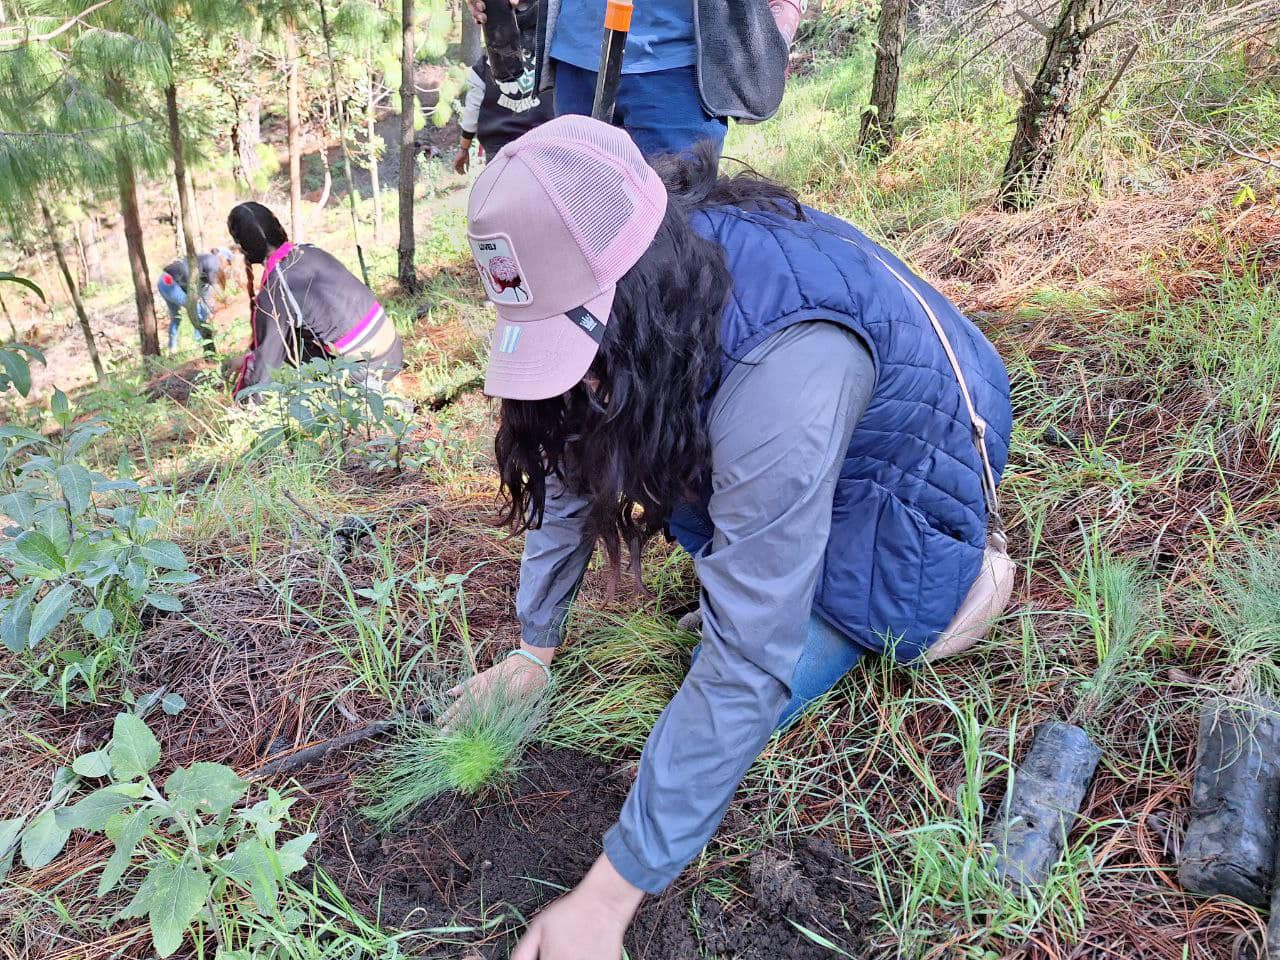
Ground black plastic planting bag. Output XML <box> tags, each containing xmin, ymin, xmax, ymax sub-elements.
<box><xmin>1179</xmin><ymin>699</ymin><xmax>1280</xmax><ymax>908</ymax></box>
<box><xmin>1268</xmin><ymin>839</ymin><xmax>1280</xmax><ymax>960</ymax></box>
<box><xmin>989</xmin><ymin>721</ymin><xmax>1102</xmax><ymax>888</ymax></box>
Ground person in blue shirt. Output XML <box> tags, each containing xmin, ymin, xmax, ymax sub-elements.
<box><xmin>471</xmin><ymin>0</ymin><xmax>802</xmax><ymax>157</ymax></box>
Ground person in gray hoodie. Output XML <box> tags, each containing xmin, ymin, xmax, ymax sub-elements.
<box><xmin>226</xmin><ymin>202</ymin><xmax>403</xmax><ymax>394</ymax></box>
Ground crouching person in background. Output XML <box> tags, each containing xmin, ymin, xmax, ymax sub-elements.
<box><xmin>156</xmin><ymin>247</ymin><xmax>231</xmax><ymax>355</ymax></box>
<box><xmin>226</xmin><ymin>202</ymin><xmax>403</xmax><ymax>395</ymax></box>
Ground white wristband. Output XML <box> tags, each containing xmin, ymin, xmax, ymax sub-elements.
<box><xmin>506</xmin><ymin>648</ymin><xmax>553</xmax><ymax>685</ymax></box>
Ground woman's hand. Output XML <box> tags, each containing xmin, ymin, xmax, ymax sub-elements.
<box><xmin>468</xmin><ymin>0</ymin><xmax>519</xmax><ymax>25</ymax></box>
<box><xmin>453</xmin><ymin>145</ymin><xmax>471</xmax><ymax>175</ymax></box>
<box><xmin>439</xmin><ymin>643</ymin><xmax>554</xmax><ymax>730</ymax></box>
<box><xmin>511</xmin><ymin>854</ymin><xmax>645</xmax><ymax>960</ymax></box>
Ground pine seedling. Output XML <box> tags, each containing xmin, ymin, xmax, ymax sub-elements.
<box><xmin>359</xmin><ymin>675</ymin><xmax>549</xmax><ymax>828</ymax></box>
<box><xmin>1207</xmin><ymin>532</ymin><xmax>1280</xmax><ymax>700</ymax></box>
<box><xmin>1063</xmin><ymin>538</ymin><xmax>1162</xmax><ymax>731</ymax></box>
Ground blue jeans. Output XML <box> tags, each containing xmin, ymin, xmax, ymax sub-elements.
<box><xmin>553</xmin><ymin>61</ymin><xmax>728</xmax><ymax>158</ymax></box>
<box><xmin>673</xmin><ymin>505</ymin><xmax>867</xmax><ymax>731</ymax></box>
<box><xmin>162</xmin><ymin>294</ymin><xmax>212</xmax><ymax>351</ymax></box>
<box><xmin>691</xmin><ymin>614</ymin><xmax>865</xmax><ymax>732</ymax></box>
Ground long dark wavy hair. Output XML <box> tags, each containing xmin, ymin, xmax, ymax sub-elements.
<box><xmin>495</xmin><ymin>142</ymin><xmax>805</xmax><ymax>583</ymax></box>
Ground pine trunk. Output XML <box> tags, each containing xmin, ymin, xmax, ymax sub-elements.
<box><xmin>231</xmin><ymin>95</ymin><xmax>246</xmax><ymax>187</ymax></box>
<box><xmin>165</xmin><ymin>82</ymin><xmax>216</xmax><ymax>357</ymax></box>
<box><xmin>33</xmin><ymin>248</ymin><xmax>58</xmax><ymax>308</ymax></box>
<box><xmin>318</xmin><ymin>0</ymin><xmax>368</xmax><ymax>284</ymax></box>
<box><xmin>116</xmin><ymin>151</ymin><xmax>160</xmax><ymax>357</ymax></box>
<box><xmin>0</xmin><ymin>292</ymin><xmax>17</xmax><ymax>342</ymax></box>
<box><xmin>40</xmin><ymin>199</ymin><xmax>105</xmax><ymax>384</ymax></box>
<box><xmin>287</xmin><ymin>28</ymin><xmax>304</xmax><ymax>239</ymax></box>
<box><xmin>461</xmin><ymin>4</ymin><xmax>482</xmax><ymax>65</ymax></box>
<box><xmin>998</xmin><ymin>0</ymin><xmax>1111</xmax><ymax>210</ymax></box>
<box><xmin>241</xmin><ymin>96</ymin><xmax>263</xmax><ymax>194</ymax></box>
<box><xmin>79</xmin><ymin>215</ymin><xmax>104</xmax><ymax>285</ymax></box>
<box><xmin>397</xmin><ymin>0</ymin><xmax>418</xmax><ymax>290</ymax></box>
<box><xmin>73</xmin><ymin>223</ymin><xmax>89</xmax><ymax>287</ymax></box>
<box><xmin>231</xmin><ymin>94</ymin><xmax>263</xmax><ymax>192</ymax></box>
<box><xmin>188</xmin><ymin>171</ymin><xmax>206</xmax><ymax>250</ymax></box>
<box><xmin>860</xmin><ymin>0</ymin><xmax>909</xmax><ymax>155</ymax></box>
<box><xmin>367</xmin><ymin>72</ymin><xmax>383</xmax><ymax>244</ymax></box>
<box><xmin>167</xmin><ymin>182</ymin><xmax>182</xmax><ymax>253</ymax></box>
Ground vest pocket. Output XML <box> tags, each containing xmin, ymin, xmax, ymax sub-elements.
<box><xmin>818</xmin><ymin>480</ymin><xmax>977</xmax><ymax>662</ymax></box>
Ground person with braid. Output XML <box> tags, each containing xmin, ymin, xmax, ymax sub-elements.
<box><xmin>226</xmin><ymin>202</ymin><xmax>403</xmax><ymax>395</ymax></box>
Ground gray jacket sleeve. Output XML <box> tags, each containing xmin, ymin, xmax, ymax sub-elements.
<box><xmin>242</xmin><ymin>277</ymin><xmax>297</xmax><ymax>391</ymax></box>
<box><xmin>516</xmin><ymin>473</ymin><xmax>595</xmax><ymax>648</ymax></box>
<box><xmin>459</xmin><ymin>65</ymin><xmax>485</xmax><ymax>137</ymax></box>
<box><xmin>602</xmin><ymin>321</ymin><xmax>875</xmax><ymax>893</ymax></box>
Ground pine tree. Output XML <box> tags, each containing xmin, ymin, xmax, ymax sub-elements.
<box><xmin>998</xmin><ymin>0</ymin><xmax>1125</xmax><ymax>209</ymax></box>
<box><xmin>397</xmin><ymin>0</ymin><xmax>417</xmax><ymax>289</ymax></box>
<box><xmin>39</xmin><ymin>198</ymin><xmax>105</xmax><ymax>382</ymax></box>
<box><xmin>0</xmin><ymin>17</ymin><xmax>130</xmax><ymax>374</ymax></box>
<box><xmin>2</xmin><ymin>0</ymin><xmax>200</xmax><ymax>359</ymax></box>
<box><xmin>332</xmin><ymin>0</ymin><xmax>399</xmax><ymax>250</ymax></box>
<box><xmin>860</xmin><ymin>0</ymin><xmax>910</xmax><ymax>156</ymax></box>
<box><xmin>317</xmin><ymin>0</ymin><xmax>369</xmax><ymax>284</ymax></box>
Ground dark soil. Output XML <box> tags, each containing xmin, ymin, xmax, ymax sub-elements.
<box><xmin>322</xmin><ymin>746</ymin><xmax>874</xmax><ymax>958</ymax></box>
<box><xmin>142</xmin><ymin>355</ymin><xmax>239</xmax><ymax>404</ymax></box>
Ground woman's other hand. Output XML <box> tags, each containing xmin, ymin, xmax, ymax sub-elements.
<box><xmin>454</xmin><ymin>145</ymin><xmax>471</xmax><ymax>175</ymax></box>
<box><xmin>511</xmin><ymin>854</ymin><xmax>644</xmax><ymax>960</ymax></box>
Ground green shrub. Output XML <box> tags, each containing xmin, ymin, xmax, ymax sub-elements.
<box><xmin>241</xmin><ymin>356</ymin><xmax>433</xmax><ymax>472</ymax></box>
<box><xmin>0</xmin><ymin>343</ymin><xmax>43</xmax><ymax>397</ymax></box>
<box><xmin>0</xmin><ymin>389</ymin><xmax>197</xmax><ymax>701</ymax></box>
<box><xmin>0</xmin><ymin>712</ymin><xmax>314</xmax><ymax>958</ymax></box>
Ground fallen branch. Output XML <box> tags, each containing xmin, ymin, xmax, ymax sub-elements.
<box><xmin>246</xmin><ymin>704</ymin><xmax>434</xmax><ymax>780</ymax></box>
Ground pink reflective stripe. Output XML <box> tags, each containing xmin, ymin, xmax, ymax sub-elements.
<box><xmin>262</xmin><ymin>242</ymin><xmax>294</xmax><ymax>280</ymax></box>
<box><xmin>333</xmin><ymin>302</ymin><xmax>382</xmax><ymax>351</ymax></box>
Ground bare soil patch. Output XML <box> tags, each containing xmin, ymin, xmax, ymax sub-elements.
<box><xmin>319</xmin><ymin>746</ymin><xmax>874</xmax><ymax>959</ymax></box>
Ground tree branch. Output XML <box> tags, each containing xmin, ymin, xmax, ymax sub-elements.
<box><xmin>1014</xmin><ymin>8</ymin><xmax>1054</xmax><ymax>37</ymax></box>
<box><xmin>0</xmin><ymin>0</ymin><xmax>118</xmax><ymax>48</ymax></box>
<box><xmin>1083</xmin><ymin>42</ymin><xmax>1140</xmax><ymax>124</ymax></box>
<box><xmin>1011</xmin><ymin>63</ymin><xmax>1035</xmax><ymax>97</ymax></box>
<box><xmin>0</xmin><ymin>120</ymin><xmax>144</xmax><ymax>139</ymax></box>
<box><xmin>1082</xmin><ymin>14</ymin><xmax>1127</xmax><ymax>40</ymax></box>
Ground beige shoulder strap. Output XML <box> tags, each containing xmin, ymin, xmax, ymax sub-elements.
<box><xmin>868</xmin><ymin>248</ymin><xmax>1005</xmax><ymax>537</ymax></box>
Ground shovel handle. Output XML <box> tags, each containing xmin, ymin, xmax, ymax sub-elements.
<box><xmin>591</xmin><ymin>0</ymin><xmax>633</xmax><ymax>122</ymax></box>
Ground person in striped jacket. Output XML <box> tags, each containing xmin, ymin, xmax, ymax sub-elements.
<box><xmin>226</xmin><ymin>202</ymin><xmax>403</xmax><ymax>394</ymax></box>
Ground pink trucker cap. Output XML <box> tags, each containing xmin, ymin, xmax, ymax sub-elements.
<box><xmin>467</xmin><ymin>115</ymin><xmax>668</xmax><ymax>400</ymax></box>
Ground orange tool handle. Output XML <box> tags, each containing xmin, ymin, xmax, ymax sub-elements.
<box><xmin>604</xmin><ymin>0</ymin><xmax>633</xmax><ymax>32</ymax></box>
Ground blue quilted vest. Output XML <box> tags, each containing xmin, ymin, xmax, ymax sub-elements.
<box><xmin>669</xmin><ymin>205</ymin><xmax>1012</xmax><ymax>661</ymax></box>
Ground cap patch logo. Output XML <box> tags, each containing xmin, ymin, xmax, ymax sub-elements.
<box><xmin>470</xmin><ymin>234</ymin><xmax>531</xmax><ymax>305</ymax></box>
<box><xmin>497</xmin><ymin>323</ymin><xmax>521</xmax><ymax>353</ymax></box>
